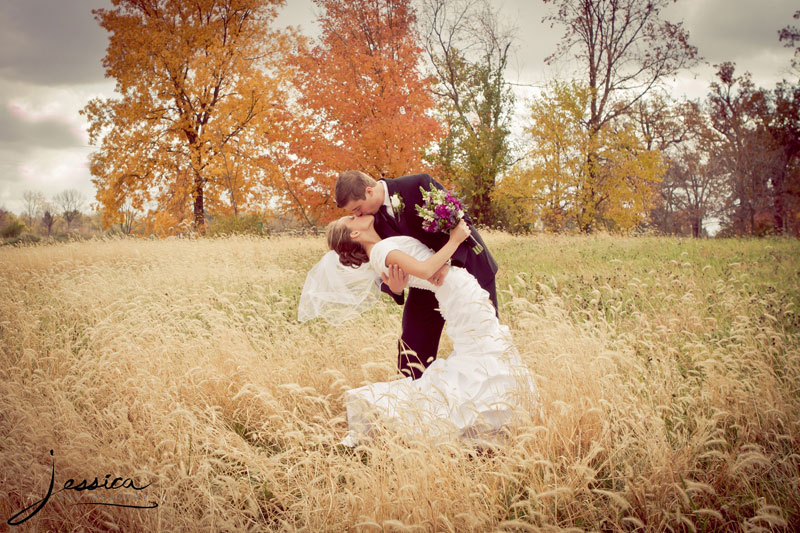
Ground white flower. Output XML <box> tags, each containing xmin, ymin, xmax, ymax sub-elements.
<box><xmin>389</xmin><ymin>193</ymin><xmax>404</xmax><ymax>219</ymax></box>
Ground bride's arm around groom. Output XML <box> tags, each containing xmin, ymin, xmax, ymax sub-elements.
<box><xmin>334</xmin><ymin>170</ymin><xmax>499</xmax><ymax>379</ymax></box>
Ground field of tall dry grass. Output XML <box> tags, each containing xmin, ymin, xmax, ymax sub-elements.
<box><xmin>1</xmin><ymin>233</ymin><xmax>798</xmax><ymax>531</ymax></box>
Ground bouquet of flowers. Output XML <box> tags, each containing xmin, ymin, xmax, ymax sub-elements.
<box><xmin>415</xmin><ymin>185</ymin><xmax>484</xmax><ymax>255</ymax></box>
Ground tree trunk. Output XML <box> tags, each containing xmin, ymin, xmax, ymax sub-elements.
<box><xmin>193</xmin><ymin>178</ymin><xmax>205</xmax><ymax>234</ymax></box>
<box><xmin>581</xmin><ymin>140</ymin><xmax>599</xmax><ymax>234</ymax></box>
<box><xmin>772</xmin><ymin>169</ymin><xmax>786</xmax><ymax>234</ymax></box>
<box><xmin>473</xmin><ymin>175</ymin><xmax>494</xmax><ymax>226</ymax></box>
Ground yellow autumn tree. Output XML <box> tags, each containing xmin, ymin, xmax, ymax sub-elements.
<box><xmin>82</xmin><ymin>0</ymin><xmax>294</xmax><ymax>234</ymax></box>
<box><xmin>495</xmin><ymin>82</ymin><xmax>665</xmax><ymax>232</ymax></box>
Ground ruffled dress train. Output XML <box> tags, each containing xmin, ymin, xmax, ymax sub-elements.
<box><xmin>341</xmin><ymin>236</ymin><xmax>538</xmax><ymax>446</ymax></box>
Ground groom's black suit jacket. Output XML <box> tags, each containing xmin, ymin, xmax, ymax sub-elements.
<box><xmin>373</xmin><ymin>173</ymin><xmax>498</xmax><ymax>300</ymax></box>
<box><xmin>372</xmin><ymin>173</ymin><xmax>498</xmax><ymax>379</ymax></box>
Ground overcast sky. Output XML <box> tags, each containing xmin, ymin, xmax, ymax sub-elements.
<box><xmin>0</xmin><ymin>0</ymin><xmax>796</xmax><ymax>215</ymax></box>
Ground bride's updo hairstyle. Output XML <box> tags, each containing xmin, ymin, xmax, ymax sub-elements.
<box><xmin>326</xmin><ymin>218</ymin><xmax>369</xmax><ymax>268</ymax></box>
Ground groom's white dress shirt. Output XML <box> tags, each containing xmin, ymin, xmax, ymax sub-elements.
<box><xmin>380</xmin><ymin>180</ymin><xmax>394</xmax><ymax>218</ymax></box>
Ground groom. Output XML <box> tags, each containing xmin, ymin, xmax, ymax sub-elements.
<box><xmin>335</xmin><ymin>170</ymin><xmax>498</xmax><ymax>380</ymax></box>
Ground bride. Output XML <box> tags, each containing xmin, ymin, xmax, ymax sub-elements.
<box><xmin>314</xmin><ymin>214</ymin><xmax>538</xmax><ymax>446</ymax></box>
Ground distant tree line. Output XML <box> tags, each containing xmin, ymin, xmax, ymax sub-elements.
<box><xmin>0</xmin><ymin>188</ymin><xmax>310</xmax><ymax>243</ymax></box>
<box><xmin>0</xmin><ymin>189</ymin><xmax>94</xmax><ymax>244</ymax></box>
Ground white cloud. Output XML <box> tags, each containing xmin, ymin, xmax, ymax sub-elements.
<box><xmin>0</xmin><ymin>0</ymin><xmax>109</xmax><ymax>86</ymax></box>
<box><xmin>18</xmin><ymin>148</ymin><xmax>90</xmax><ymax>185</ymax></box>
<box><xmin>4</xmin><ymin>80</ymin><xmax>115</xmax><ymax>145</ymax></box>
<box><xmin>0</xmin><ymin>79</ymin><xmax>115</xmax><ymax>214</ymax></box>
<box><xmin>3</xmin><ymin>147</ymin><xmax>95</xmax><ymax>213</ymax></box>
<box><xmin>0</xmin><ymin>183</ymin><xmax>12</xmax><ymax>205</ymax></box>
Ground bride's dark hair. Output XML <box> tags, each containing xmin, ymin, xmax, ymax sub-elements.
<box><xmin>326</xmin><ymin>219</ymin><xmax>369</xmax><ymax>268</ymax></box>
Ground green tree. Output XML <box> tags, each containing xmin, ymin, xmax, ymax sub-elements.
<box><xmin>0</xmin><ymin>212</ymin><xmax>26</xmax><ymax>239</ymax></box>
<box><xmin>422</xmin><ymin>0</ymin><xmax>515</xmax><ymax>225</ymax></box>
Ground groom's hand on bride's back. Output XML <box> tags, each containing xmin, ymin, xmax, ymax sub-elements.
<box><xmin>381</xmin><ymin>264</ymin><xmax>409</xmax><ymax>295</ymax></box>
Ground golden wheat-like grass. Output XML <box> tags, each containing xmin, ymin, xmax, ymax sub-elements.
<box><xmin>1</xmin><ymin>234</ymin><xmax>798</xmax><ymax>531</ymax></box>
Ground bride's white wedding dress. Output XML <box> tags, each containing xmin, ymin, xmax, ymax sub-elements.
<box><xmin>341</xmin><ymin>236</ymin><xmax>538</xmax><ymax>446</ymax></box>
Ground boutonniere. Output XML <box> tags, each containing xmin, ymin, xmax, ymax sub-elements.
<box><xmin>389</xmin><ymin>193</ymin><xmax>404</xmax><ymax>220</ymax></box>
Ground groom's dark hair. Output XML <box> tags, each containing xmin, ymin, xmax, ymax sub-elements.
<box><xmin>335</xmin><ymin>170</ymin><xmax>377</xmax><ymax>208</ymax></box>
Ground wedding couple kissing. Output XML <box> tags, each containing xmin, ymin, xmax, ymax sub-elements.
<box><xmin>299</xmin><ymin>170</ymin><xmax>539</xmax><ymax>447</ymax></box>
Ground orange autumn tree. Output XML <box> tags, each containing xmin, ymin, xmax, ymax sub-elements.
<box><xmin>82</xmin><ymin>0</ymin><xmax>294</xmax><ymax>234</ymax></box>
<box><xmin>285</xmin><ymin>0</ymin><xmax>442</xmax><ymax>224</ymax></box>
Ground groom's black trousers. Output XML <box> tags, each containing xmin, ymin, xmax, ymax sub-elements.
<box><xmin>398</xmin><ymin>281</ymin><xmax>498</xmax><ymax>380</ymax></box>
